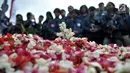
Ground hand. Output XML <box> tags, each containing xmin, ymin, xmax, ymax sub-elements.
<box><xmin>89</xmin><ymin>28</ymin><xmax>97</xmax><ymax>32</ymax></box>
<box><xmin>94</xmin><ymin>28</ymin><xmax>98</xmax><ymax>31</ymax></box>
<box><xmin>74</xmin><ymin>31</ymin><xmax>79</xmax><ymax>34</ymax></box>
<box><xmin>111</xmin><ymin>25</ymin><xmax>116</xmax><ymax>30</ymax></box>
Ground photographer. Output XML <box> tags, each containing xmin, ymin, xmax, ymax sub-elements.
<box><xmin>101</xmin><ymin>2</ymin><xmax>123</xmax><ymax>46</ymax></box>
<box><xmin>118</xmin><ymin>4</ymin><xmax>130</xmax><ymax>46</ymax></box>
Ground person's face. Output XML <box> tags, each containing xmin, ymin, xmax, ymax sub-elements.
<box><xmin>68</xmin><ymin>6</ymin><xmax>73</xmax><ymax>12</ymax></box>
<box><xmin>89</xmin><ymin>10</ymin><xmax>95</xmax><ymax>16</ymax></box>
<box><xmin>32</xmin><ymin>15</ymin><xmax>35</xmax><ymax>19</ymax></box>
<box><xmin>27</xmin><ymin>14</ymin><xmax>33</xmax><ymax>20</ymax></box>
<box><xmin>17</xmin><ymin>16</ymin><xmax>22</xmax><ymax>21</ymax></box>
<box><xmin>99</xmin><ymin>4</ymin><xmax>104</xmax><ymax>11</ymax></box>
<box><xmin>1</xmin><ymin>4</ymin><xmax>8</xmax><ymax>12</ymax></box>
<box><xmin>47</xmin><ymin>15</ymin><xmax>52</xmax><ymax>19</ymax></box>
<box><xmin>31</xmin><ymin>15</ymin><xmax>35</xmax><ymax>22</ymax></box>
<box><xmin>61</xmin><ymin>11</ymin><xmax>66</xmax><ymax>16</ymax></box>
<box><xmin>47</xmin><ymin>13</ymin><xmax>53</xmax><ymax>19</ymax></box>
<box><xmin>71</xmin><ymin>12</ymin><xmax>77</xmax><ymax>18</ymax></box>
<box><xmin>16</xmin><ymin>15</ymin><xmax>23</xmax><ymax>25</ymax></box>
<box><xmin>81</xmin><ymin>7</ymin><xmax>87</xmax><ymax>13</ymax></box>
<box><xmin>107</xmin><ymin>3</ymin><xmax>114</xmax><ymax>11</ymax></box>
<box><xmin>39</xmin><ymin>17</ymin><xmax>43</xmax><ymax>22</ymax></box>
<box><xmin>54</xmin><ymin>12</ymin><xmax>60</xmax><ymax>17</ymax></box>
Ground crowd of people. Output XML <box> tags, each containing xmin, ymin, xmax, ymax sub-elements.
<box><xmin>0</xmin><ymin>1</ymin><xmax>130</xmax><ymax>46</ymax></box>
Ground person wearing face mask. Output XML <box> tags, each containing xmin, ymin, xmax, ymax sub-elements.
<box><xmin>24</xmin><ymin>12</ymin><xmax>37</xmax><ymax>34</ymax></box>
<box><xmin>24</xmin><ymin>12</ymin><xmax>36</xmax><ymax>28</ymax></box>
<box><xmin>83</xmin><ymin>6</ymin><xmax>102</xmax><ymax>44</ymax></box>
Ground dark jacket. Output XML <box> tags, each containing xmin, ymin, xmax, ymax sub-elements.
<box><xmin>66</xmin><ymin>18</ymin><xmax>83</xmax><ymax>37</ymax></box>
<box><xmin>83</xmin><ymin>15</ymin><xmax>102</xmax><ymax>38</ymax></box>
<box><xmin>24</xmin><ymin>20</ymin><xmax>36</xmax><ymax>28</ymax></box>
<box><xmin>61</xmin><ymin>16</ymin><xmax>67</xmax><ymax>22</ymax></box>
<box><xmin>119</xmin><ymin>14</ymin><xmax>130</xmax><ymax>35</ymax></box>
<box><xmin>6</xmin><ymin>25</ymin><xmax>22</xmax><ymax>34</ymax></box>
<box><xmin>24</xmin><ymin>20</ymin><xmax>37</xmax><ymax>34</ymax></box>
<box><xmin>0</xmin><ymin>16</ymin><xmax>9</xmax><ymax>34</ymax></box>
<box><xmin>100</xmin><ymin>11</ymin><xmax>123</xmax><ymax>39</ymax></box>
<box><xmin>47</xmin><ymin>18</ymin><xmax>62</xmax><ymax>40</ymax></box>
<box><xmin>79</xmin><ymin>14</ymin><xmax>88</xmax><ymax>21</ymax></box>
<box><xmin>35</xmin><ymin>23</ymin><xmax>43</xmax><ymax>36</ymax></box>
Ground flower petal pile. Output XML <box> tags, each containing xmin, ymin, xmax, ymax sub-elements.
<box><xmin>0</xmin><ymin>34</ymin><xmax>130</xmax><ymax>73</ymax></box>
<box><xmin>0</xmin><ymin>23</ymin><xmax>130</xmax><ymax>73</ymax></box>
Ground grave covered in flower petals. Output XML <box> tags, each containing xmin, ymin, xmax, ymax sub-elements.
<box><xmin>0</xmin><ymin>22</ymin><xmax>130</xmax><ymax>73</ymax></box>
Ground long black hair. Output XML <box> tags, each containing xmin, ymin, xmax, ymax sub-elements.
<box><xmin>106</xmin><ymin>2</ymin><xmax>117</xmax><ymax>13</ymax></box>
<box><xmin>79</xmin><ymin>5</ymin><xmax>88</xmax><ymax>14</ymax></box>
<box><xmin>43</xmin><ymin>11</ymin><xmax>53</xmax><ymax>24</ymax></box>
<box><xmin>46</xmin><ymin>11</ymin><xmax>53</xmax><ymax>20</ymax></box>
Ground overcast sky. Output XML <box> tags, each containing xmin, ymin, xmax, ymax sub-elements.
<box><xmin>0</xmin><ymin>0</ymin><xmax>130</xmax><ymax>21</ymax></box>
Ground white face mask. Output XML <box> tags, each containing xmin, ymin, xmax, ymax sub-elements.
<box><xmin>31</xmin><ymin>19</ymin><xmax>35</xmax><ymax>22</ymax></box>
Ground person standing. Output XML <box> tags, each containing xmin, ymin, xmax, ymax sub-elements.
<box><xmin>67</xmin><ymin>5</ymin><xmax>74</xmax><ymax>19</ymax></box>
<box><xmin>118</xmin><ymin>4</ymin><xmax>130</xmax><ymax>46</ymax></box>
<box><xmin>83</xmin><ymin>6</ymin><xmax>102</xmax><ymax>44</ymax></box>
<box><xmin>24</xmin><ymin>12</ymin><xmax>37</xmax><ymax>34</ymax></box>
<box><xmin>101</xmin><ymin>2</ymin><xmax>123</xmax><ymax>46</ymax></box>
<box><xmin>95</xmin><ymin>2</ymin><xmax>105</xmax><ymax>22</ymax></box>
<box><xmin>6</xmin><ymin>14</ymin><xmax>25</xmax><ymax>34</ymax></box>
<box><xmin>79</xmin><ymin>5</ymin><xmax>88</xmax><ymax>21</ymax></box>
<box><xmin>61</xmin><ymin>9</ymin><xmax>67</xmax><ymax>22</ymax></box>
<box><xmin>35</xmin><ymin>15</ymin><xmax>44</xmax><ymax>36</ymax></box>
<box><xmin>47</xmin><ymin>8</ymin><xmax>62</xmax><ymax>40</ymax></box>
<box><xmin>66</xmin><ymin>9</ymin><xmax>83</xmax><ymax>37</ymax></box>
<box><xmin>42</xmin><ymin>11</ymin><xmax>53</xmax><ymax>39</ymax></box>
